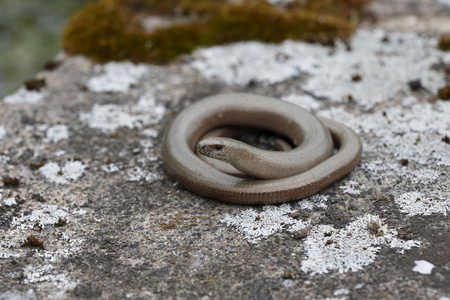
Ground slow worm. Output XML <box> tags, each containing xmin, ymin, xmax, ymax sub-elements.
<box><xmin>162</xmin><ymin>93</ymin><xmax>362</xmax><ymax>205</ymax></box>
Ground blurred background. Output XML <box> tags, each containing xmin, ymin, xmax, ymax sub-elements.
<box><xmin>1</xmin><ymin>0</ymin><xmax>448</xmax><ymax>99</ymax></box>
<box><xmin>0</xmin><ymin>0</ymin><xmax>92</xmax><ymax>98</ymax></box>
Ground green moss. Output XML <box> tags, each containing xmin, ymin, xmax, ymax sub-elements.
<box><xmin>438</xmin><ymin>34</ymin><xmax>450</xmax><ymax>51</ymax></box>
<box><xmin>54</xmin><ymin>217</ymin><xmax>67</xmax><ymax>227</ymax></box>
<box><xmin>63</xmin><ymin>1</ymin><xmax>147</xmax><ymax>62</ymax></box>
<box><xmin>438</xmin><ymin>85</ymin><xmax>450</xmax><ymax>100</ymax></box>
<box><xmin>63</xmin><ymin>0</ymin><xmax>372</xmax><ymax>64</ymax></box>
<box><xmin>33</xmin><ymin>221</ymin><xmax>43</xmax><ymax>231</ymax></box>
<box><xmin>3</xmin><ymin>176</ymin><xmax>20</xmax><ymax>187</ymax></box>
<box><xmin>24</xmin><ymin>78</ymin><xmax>46</xmax><ymax>91</ymax></box>
<box><xmin>352</xmin><ymin>74</ymin><xmax>362</xmax><ymax>82</ymax></box>
<box><xmin>30</xmin><ymin>159</ymin><xmax>46</xmax><ymax>170</ymax></box>
<box><xmin>21</xmin><ymin>235</ymin><xmax>45</xmax><ymax>250</ymax></box>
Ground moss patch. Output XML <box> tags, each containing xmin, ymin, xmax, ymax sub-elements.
<box><xmin>63</xmin><ymin>0</ymin><xmax>372</xmax><ymax>64</ymax></box>
<box><xmin>24</xmin><ymin>78</ymin><xmax>46</xmax><ymax>91</ymax></box>
<box><xmin>438</xmin><ymin>34</ymin><xmax>450</xmax><ymax>51</ymax></box>
<box><xmin>54</xmin><ymin>217</ymin><xmax>67</xmax><ymax>227</ymax></box>
<box><xmin>437</xmin><ymin>85</ymin><xmax>450</xmax><ymax>100</ymax></box>
<box><xmin>21</xmin><ymin>235</ymin><xmax>45</xmax><ymax>250</ymax></box>
<box><xmin>3</xmin><ymin>176</ymin><xmax>20</xmax><ymax>187</ymax></box>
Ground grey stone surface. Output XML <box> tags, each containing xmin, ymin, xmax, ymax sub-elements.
<box><xmin>1</xmin><ymin>1</ymin><xmax>449</xmax><ymax>299</ymax></box>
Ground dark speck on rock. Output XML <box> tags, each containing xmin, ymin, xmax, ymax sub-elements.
<box><xmin>408</xmin><ymin>79</ymin><xmax>422</xmax><ymax>91</ymax></box>
<box><xmin>24</xmin><ymin>78</ymin><xmax>46</xmax><ymax>91</ymax></box>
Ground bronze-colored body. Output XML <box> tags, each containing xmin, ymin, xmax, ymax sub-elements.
<box><xmin>162</xmin><ymin>93</ymin><xmax>362</xmax><ymax>205</ymax></box>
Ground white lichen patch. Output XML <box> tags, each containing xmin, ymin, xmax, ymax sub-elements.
<box><xmin>412</xmin><ymin>260</ymin><xmax>435</xmax><ymax>274</ymax></box>
<box><xmin>126</xmin><ymin>166</ymin><xmax>159</xmax><ymax>182</ymax></box>
<box><xmin>361</xmin><ymin>159</ymin><xmax>441</xmax><ymax>185</ymax></box>
<box><xmin>0</xmin><ymin>154</ymin><xmax>10</xmax><ymax>164</ymax></box>
<box><xmin>42</xmin><ymin>124</ymin><xmax>70</xmax><ymax>143</ymax></box>
<box><xmin>300</xmin><ymin>214</ymin><xmax>420</xmax><ymax>275</ymax></box>
<box><xmin>192</xmin><ymin>41</ymin><xmax>311</xmax><ymax>85</ymax></box>
<box><xmin>329</xmin><ymin>100</ymin><xmax>450</xmax><ymax>167</ymax></box>
<box><xmin>86</xmin><ymin>62</ymin><xmax>149</xmax><ymax>93</ymax></box>
<box><xmin>360</xmin><ymin>159</ymin><xmax>393</xmax><ymax>177</ymax></box>
<box><xmin>402</xmin><ymin>96</ymin><xmax>419</xmax><ymax>107</ymax></box>
<box><xmin>3</xmin><ymin>87</ymin><xmax>45</xmax><ymax>105</ymax></box>
<box><xmin>140</xmin><ymin>128</ymin><xmax>159</xmax><ymax>138</ymax></box>
<box><xmin>360</xmin><ymin>156</ymin><xmax>447</xmax><ymax>216</ymax></box>
<box><xmin>79</xmin><ymin>92</ymin><xmax>166</xmax><ymax>133</ymax></box>
<box><xmin>139</xmin><ymin>139</ymin><xmax>159</xmax><ymax>161</ymax></box>
<box><xmin>11</xmin><ymin>204</ymin><xmax>69</xmax><ymax>230</ymax></box>
<box><xmin>395</xmin><ymin>192</ymin><xmax>449</xmax><ymax>216</ymax></box>
<box><xmin>407</xmin><ymin>169</ymin><xmax>440</xmax><ymax>185</ymax></box>
<box><xmin>370</xmin><ymin>104</ymin><xmax>450</xmax><ymax>167</ymax></box>
<box><xmin>0</xmin><ymin>240</ymin><xmax>19</xmax><ymax>258</ymax></box>
<box><xmin>39</xmin><ymin>161</ymin><xmax>86</xmax><ymax>184</ymax></box>
<box><xmin>298</xmin><ymin>194</ymin><xmax>329</xmax><ymax>210</ymax></box>
<box><xmin>0</xmin><ymin>291</ymin><xmax>36</xmax><ymax>299</ymax></box>
<box><xmin>0</xmin><ymin>189</ymin><xmax>17</xmax><ymax>206</ymax></box>
<box><xmin>35</xmin><ymin>237</ymin><xmax>84</xmax><ymax>263</ymax></box>
<box><xmin>24</xmin><ymin>264</ymin><xmax>78</xmax><ymax>296</ymax></box>
<box><xmin>281</xmin><ymin>94</ymin><xmax>322</xmax><ymax>111</ymax></box>
<box><xmin>334</xmin><ymin>289</ymin><xmax>350</xmax><ymax>296</ymax></box>
<box><xmin>130</xmin><ymin>92</ymin><xmax>166</xmax><ymax>120</ymax></box>
<box><xmin>339</xmin><ymin>180</ymin><xmax>366</xmax><ymax>195</ymax></box>
<box><xmin>3</xmin><ymin>197</ymin><xmax>17</xmax><ymax>206</ymax></box>
<box><xmin>140</xmin><ymin>140</ymin><xmax>154</xmax><ymax>150</ymax></box>
<box><xmin>101</xmin><ymin>163</ymin><xmax>120</xmax><ymax>173</ymax></box>
<box><xmin>221</xmin><ymin>204</ymin><xmax>311</xmax><ymax>244</ymax></box>
<box><xmin>192</xmin><ymin>29</ymin><xmax>445</xmax><ymax>108</ymax></box>
<box><xmin>55</xmin><ymin>150</ymin><xmax>66</xmax><ymax>157</ymax></box>
<box><xmin>80</xmin><ymin>104</ymin><xmax>145</xmax><ymax>133</ymax></box>
<box><xmin>0</xmin><ymin>125</ymin><xmax>6</xmax><ymax>140</ymax></box>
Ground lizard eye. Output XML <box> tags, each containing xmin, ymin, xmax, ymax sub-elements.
<box><xmin>214</xmin><ymin>145</ymin><xmax>223</xmax><ymax>151</ymax></box>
